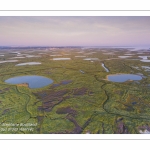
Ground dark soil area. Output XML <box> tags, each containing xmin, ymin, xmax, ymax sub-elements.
<box><xmin>73</xmin><ymin>87</ymin><xmax>88</xmax><ymax>96</ymax></box>
<box><xmin>36</xmin><ymin>89</ymin><xmax>70</xmax><ymax>112</ymax></box>
<box><xmin>56</xmin><ymin>106</ymin><xmax>77</xmax><ymax>117</ymax></box>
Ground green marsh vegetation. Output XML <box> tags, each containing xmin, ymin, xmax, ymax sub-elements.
<box><xmin>0</xmin><ymin>47</ymin><xmax>150</xmax><ymax>134</ymax></box>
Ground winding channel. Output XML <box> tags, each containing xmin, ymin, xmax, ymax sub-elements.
<box><xmin>100</xmin><ymin>83</ymin><xmax>150</xmax><ymax>121</ymax></box>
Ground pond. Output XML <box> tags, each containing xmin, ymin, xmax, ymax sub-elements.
<box><xmin>107</xmin><ymin>74</ymin><xmax>142</xmax><ymax>82</ymax></box>
<box><xmin>5</xmin><ymin>75</ymin><xmax>53</xmax><ymax>89</ymax></box>
<box><xmin>15</xmin><ymin>62</ymin><xmax>41</xmax><ymax>66</ymax></box>
<box><xmin>26</xmin><ymin>55</ymin><xmax>41</xmax><ymax>58</ymax></box>
<box><xmin>75</xmin><ymin>56</ymin><xmax>86</xmax><ymax>57</ymax></box>
<box><xmin>138</xmin><ymin>56</ymin><xmax>148</xmax><ymax>60</ymax></box>
<box><xmin>142</xmin><ymin>66</ymin><xmax>150</xmax><ymax>71</ymax></box>
<box><xmin>118</xmin><ymin>56</ymin><xmax>132</xmax><ymax>58</ymax></box>
<box><xmin>83</xmin><ymin>58</ymin><xmax>99</xmax><ymax>61</ymax></box>
<box><xmin>101</xmin><ymin>63</ymin><xmax>109</xmax><ymax>72</ymax></box>
<box><xmin>103</xmin><ymin>53</ymin><xmax>115</xmax><ymax>55</ymax></box>
<box><xmin>9</xmin><ymin>57</ymin><xmax>25</xmax><ymax>59</ymax></box>
<box><xmin>52</xmin><ymin>58</ymin><xmax>71</xmax><ymax>60</ymax></box>
<box><xmin>0</xmin><ymin>60</ymin><xmax>18</xmax><ymax>63</ymax></box>
<box><xmin>50</xmin><ymin>55</ymin><xmax>62</xmax><ymax>56</ymax></box>
<box><xmin>140</xmin><ymin>60</ymin><xmax>150</xmax><ymax>62</ymax></box>
<box><xmin>124</xmin><ymin>54</ymin><xmax>135</xmax><ymax>55</ymax></box>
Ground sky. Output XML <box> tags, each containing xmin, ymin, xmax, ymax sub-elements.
<box><xmin>0</xmin><ymin>16</ymin><xmax>150</xmax><ymax>47</ymax></box>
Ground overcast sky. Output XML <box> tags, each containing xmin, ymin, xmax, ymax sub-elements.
<box><xmin>0</xmin><ymin>16</ymin><xmax>150</xmax><ymax>47</ymax></box>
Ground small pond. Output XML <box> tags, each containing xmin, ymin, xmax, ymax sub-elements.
<box><xmin>75</xmin><ymin>56</ymin><xmax>86</xmax><ymax>57</ymax></box>
<box><xmin>102</xmin><ymin>63</ymin><xmax>109</xmax><ymax>72</ymax></box>
<box><xmin>5</xmin><ymin>75</ymin><xmax>53</xmax><ymax>89</ymax></box>
<box><xmin>140</xmin><ymin>60</ymin><xmax>150</xmax><ymax>62</ymax></box>
<box><xmin>53</xmin><ymin>58</ymin><xmax>71</xmax><ymax>60</ymax></box>
<box><xmin>107</xmin><ymin>74</ymin><xmax>142</xmax><ymax>82</ymax></box>
<box><xmin>15</xmin><ymin>62</ymin><xmax>41</xmax><ymax>66</ymax></box>
<box><xmin>118</xmin><ymin>56</ymin><xmax>132</xmax><ymax>58</ymax></box>
<box><xmin>83</xmin><ymin>58</ymin><xmax>99</xmax><ymax>61</ymax></box>
<box><xmin>0</xmin><ymin>60</ymin><xmax>18</xmax><ymax>63</ymax></box>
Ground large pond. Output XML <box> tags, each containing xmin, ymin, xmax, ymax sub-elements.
<box><xmin>107</xmin><ymin>74</ymin><xmax>142</xmax><ymax>82</ymax></box>
<box><xmin>5</xmin><ymin>75</ymin><xmax>53</xmax><ymax>89</ymax></box>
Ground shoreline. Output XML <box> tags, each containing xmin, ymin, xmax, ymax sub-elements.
<box><xmin>106</xmin><ymin>73</ymin><xmax>126</xmax><ymax>81</ymax></box>
<box><xmin>17</xmin><ymin>83</ymin><xmax>29</xmax><ymax>87</ymax></box>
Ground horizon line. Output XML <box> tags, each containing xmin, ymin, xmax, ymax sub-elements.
<box><xmin>0</xmin><ymin>45</ymin><xmax>149</xmax><ymax>47</ymax></box>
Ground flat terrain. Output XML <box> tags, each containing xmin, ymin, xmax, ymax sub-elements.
<box><xmin>0</xmin><ymin>47</ymin><xmax>150</xmax><ymax>134</ymax></box>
